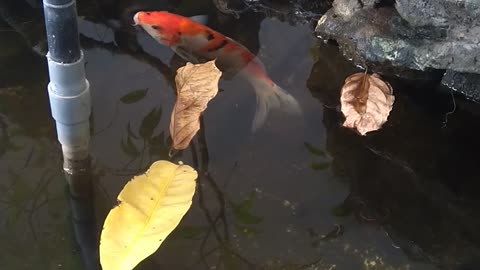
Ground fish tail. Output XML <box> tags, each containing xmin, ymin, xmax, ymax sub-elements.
<box><xmin>249</xmin><ymin>77</ymin><xmax>302</xmax><ymax>131</ymax></box>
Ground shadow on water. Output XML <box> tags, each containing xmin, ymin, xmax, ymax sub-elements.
<box><xmin>308</xmin><ymin>41</ymin><xmax>480</xmax><ymax>269</ymax></box>
<box><xmin>2</xmin><ymin>0</ymin><xmax>480</xmax><ymax>269</ymax></box>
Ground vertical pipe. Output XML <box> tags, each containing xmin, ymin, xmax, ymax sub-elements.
<box><xmin>42</xmin><ymin>2</ymin><xmax>98</xmax><ymax>269</ymax></box>
<box><xmin>43</xmin><ymin>0</ymin><xmax>81</xmax><ymax>62</ymax></box>
<box><xmin>68</xmin><ymin>160</ymin><xmax>100</xmax><ymax>270</ymax></box>
<box><xmin>42</xmin><ymin>0</ymin><xmax>91</xmax><ymax>173</ymax></box>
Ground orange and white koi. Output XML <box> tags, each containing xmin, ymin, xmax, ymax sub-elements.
<box><xmin>133</xmin><ymin>11</ymin><xmax>301</xmax><ymax>130</ymax></box>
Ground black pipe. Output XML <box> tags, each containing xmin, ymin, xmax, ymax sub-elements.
<box><xmin>67</xmin><ymin>158</ymin><xmax>101</xmax><ymax>270</ymax></box>
<box><xmin>43</xmin><ymin>0</ymin><xmax>81</xmax><ymax>63</ymax></box>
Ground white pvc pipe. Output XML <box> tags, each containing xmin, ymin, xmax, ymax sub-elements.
<box><xmin>46</xmin><ymin>50</ymin><xmax>91</xmax><ymax>169</ymax></box>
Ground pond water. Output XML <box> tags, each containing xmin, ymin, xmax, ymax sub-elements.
<box><xmin>2</xmin><ymin>1</ymin><xmax>480</xmax><ymax>270</ymax></box>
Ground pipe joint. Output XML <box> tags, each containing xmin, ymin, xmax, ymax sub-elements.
<box><xmin>47</xmin><ymin>50</ymin><xmax>91</xmax><ymax>159</ymax></box>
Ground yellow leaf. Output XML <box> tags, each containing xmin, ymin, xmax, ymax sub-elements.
<box><xmin>170</xmin><ymin>60</ymin><xmax>222</xmax><ymax>150</ymax></box>
<box><xmin>340</xmin><ymin>72</ymin><xmax>395</xmax><ymax>135</ymax></box>
<box><xmin>99</xmin><ymin>160</ymin><xmax>198</xmax><ymax>270</ymax></box>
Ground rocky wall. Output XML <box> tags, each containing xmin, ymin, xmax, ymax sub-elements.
<box><xmin>315</xmin><ymin>0</ymin><xmax>480</xmax><ymax>102</ymax></box>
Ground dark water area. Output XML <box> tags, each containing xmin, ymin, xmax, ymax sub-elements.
<box><xmin>2</xmin><ymin>0</ymin><xmax>480</xmax><ymax>269</ymax></box>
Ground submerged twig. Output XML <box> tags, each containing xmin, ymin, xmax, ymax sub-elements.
<box><xmin>189</xmin><ymin>115</ymin><xmax>259</xmax><ymax>269</ymax></box>
<box><xmin>442</xmin><ymin>88</ymin><xmax>457</xmax><ymax>128</ymax></box>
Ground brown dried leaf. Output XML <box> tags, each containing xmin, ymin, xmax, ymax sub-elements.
<box><xmin>340</xmin><ymin>72</ymin><xmax>394</xmax><ymax>135</ymax></box>
<box><xmin>170</xmin><ymin>60</ymin><xmax>221</xmax><ymax>150</ymax></box>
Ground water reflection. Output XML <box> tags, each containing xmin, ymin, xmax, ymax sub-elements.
<box><xmin>308</xmin><ymin>41</ymin><xmax>480</xmax><ymax>269</ymax></box>
<box><xmin>66</xmin><ymin>157</ymin><xmax>101</xmax><ymax>270</ymax></box>
<box><xmin>0</xmin><ymin>0</ymin><xmax>47</xmax><ymax>56</ymax></box>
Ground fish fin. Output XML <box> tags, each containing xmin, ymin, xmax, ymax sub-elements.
<box><xmin>189</xmin><ymin>15</ymin><xmax>209</xmax><ymax>25</ymax></box>
<box><xmin>173</xmin><ymin>44</ymin><xmax>210</xmax><ymax>64</ymax></box>
<box><xmin>250</xmin><ymin>77</ymin><xmax>302</xmax><ymax>131</ymax></box>
<box><xmin>173</xmin><ymin>45</ymin><xmax>200</xmax><ymax>63</ymax></box>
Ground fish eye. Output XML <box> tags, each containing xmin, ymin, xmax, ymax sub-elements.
<box><xmin>145</xmin><ymin>12</ymin><xmax>151</xmax><ymax>15</ymax></box>
<box><xmin>152</xmin><ymin>25</ymin><xmax>163</xmax><ymax>31</ymax></box>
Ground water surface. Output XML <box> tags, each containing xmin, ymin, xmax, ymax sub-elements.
<box><xmin>1</xmin><ymin>1</ymin><xmax>480</xmax><ymax>269</ymax></box>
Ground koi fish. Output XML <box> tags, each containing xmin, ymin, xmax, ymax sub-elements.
<box><xmin>133</xmin><ymin>11</ymin><xmax>301</xmax><ymax>130</ymax></box>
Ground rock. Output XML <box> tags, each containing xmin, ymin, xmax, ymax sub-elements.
<box><xmin>441</xmin><ymin>70</ymin><xmax>480</xmax><ymax>102</ymax></box>
<box><xmin>332</xmin><ymin>0</ymin><xmax>362</xmax><ymax>19</ymax></box>
<box><xmin>315</xmin><ymin>6</ymin><xmax>480</xmax><ymax>74</ymax></box>
<box><xmin>315</xmin><ymin>0</ymin><xmax>480</xmax><ymax>101</ymax></box>
<box><xmin>332</xmin><ymin>0</ymin><xmax>382</xmax><ymax>19</ymax></box>
<box><xmin>207</xmin><ymin>0</ymin><xmax>331</xmax><ymax>25</ymax></box>
<box><xmin>315</xmin><ymin>8</ymin><xmax>442</xmax><ymax>77</ymax></box>
<box><xmin>395</xmin><ymin>0</ymin><xmax>449</xmax><ymax>28</ymax></box>
<box><xmin>395</xmin><ymin>0</ymin><xmax>480</xmax><ymax>28</ymax></box>
<box><xmin>361</xmin><ymin>0</ymin><xmax>380</xmax><ymax>8</ymax></box>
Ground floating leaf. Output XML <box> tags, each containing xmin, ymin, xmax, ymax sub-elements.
<box><xmin>308</xmin><ymin>45</ymin><xmax>320</xmax><ymax>62</ymax></box>
<box><xmin>170</xmin><ymin>60</ymin><xmax>221</xmax><ymax>150</ymax></box>
<box><xmin>304</xmin><ymin>142</ymin><xmax>326</xmax><ymax>156</ymax></box>
<box><xmin>331</xmin><ymin>201</ymin><xmax>352</xmax><ymax>217</ymax></box>
<box><xmin>340</xmin><ymin>72</ymin><xmax>394</xmax><ymax>135</ymax></box>
<box><xmin>120</xmin><ymin>137</ymin><xmax>139</xmax><ymax>157</ymax></box>
<box><xmin>232</xmin><ymin>197</ymin><xmax>262</xmax><ymax>225</ymax></box>
<box><xmin>120</xmin><ymin>89</ymin><xmax>149</xmax><ymax>104</ymax></box>
<box><xmin>150</xmin><ymin>132</ymin><xmax>165</xmax><ymax>146</ymax></box>
<box><xmin>127</xmin><ymin>122</ymin><xmax>139</xmax><ymax>139</ymax></box>
<box><xmin>233</xmin><ymin>209</ymin><xmax>262</xmax><ymax>225</ymax></box>
<box><xmin>149</xmin><ymin>132</ymin><xmax>168</xmax><ymax>158</ymax></box>
<box><xmin>310</xmin><ymin>162</ymin><xmax>330</xmax><ymax>171</ymax></box>
<box><xmin>100</xmin><ymin>160</ymin><xmax>198</xmax><ymax>270</ymax></box>
<box><xmin>139</xmin><ymin>107</ymin><xmax>162</xmax><ymax>140</ymax></box>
